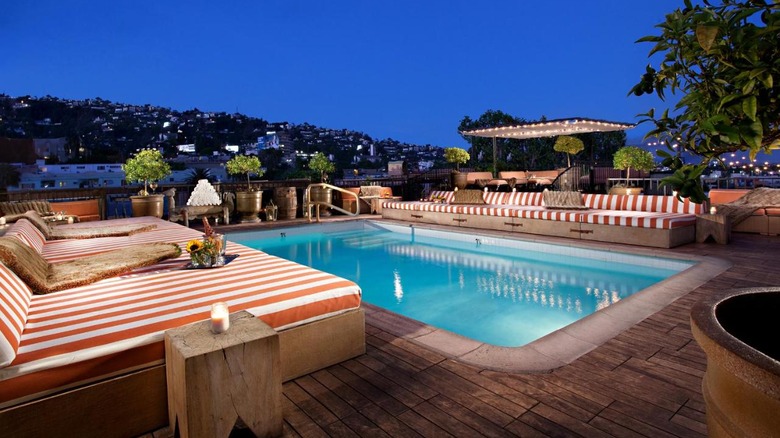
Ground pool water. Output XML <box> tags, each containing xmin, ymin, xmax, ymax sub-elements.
<box><xmin>230</xmin><ymin>221</ymin><xmax>693</xmax><ymax>347</ymax></box>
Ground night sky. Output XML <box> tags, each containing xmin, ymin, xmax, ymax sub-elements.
<box><xmin>3</xmin><ymin>1</ymin><xmax>682</xmax><ymax>147</ymax></box>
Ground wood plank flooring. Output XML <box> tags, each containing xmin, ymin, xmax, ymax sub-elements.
<box><xmin>277</xmin><ymin>233</ymin><xmax>780</xmax><ymax>437</ymax></box>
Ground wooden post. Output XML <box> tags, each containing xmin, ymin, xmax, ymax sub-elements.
<box><xmin>165</xmin><ymin>310</ymin><xmax>282</xmax><ymax>438</ymax></box>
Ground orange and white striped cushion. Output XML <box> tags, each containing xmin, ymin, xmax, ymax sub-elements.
<box><xmin>582</xmin><ymin>210</ymin><xmax>696</xmax><ymax>229</ymax></box>
<box><xmin>583</xmin><ymin>194</ymin><xmax>625</xmax><ymax>210</ymax></box>
<box><xmin>0</xmin><ymin>264</ymin><xmax>33</xmax><ymax>367</ymax></box>
<box><xmin>429</xmin><ymin>191</ymin><xmax>455</xmax><ymax>203</ymax></box>
<box><xmin>517</xmin><ymin>207</ymin><xmax>583</xmax><ymax>222</ymax></box>
<box><xmin>622</xmin><ymin>195</ymin><xmax>704</xmax><ymax>214</ymax></box>
<box><xmin>482</xmin><ymin>192</ymin><xmax>507</xmax><ymax>205</ymax></box>
<box><xmin>504</xmin><ymin>192</ymin><xmax>543</xmax><ymax>206</ymax></box>
<box><xmin>5</xmin><ymin>219</ymin><xmax>46</xmax><ymax>253</ymax></box>
<box><xmin>456</xmin><ymin>205</ymin><xmax>517</xmax><ymax>217</ymax></box>
<box><xmin>0</xmin><ymin>241</ymin><xmax>361</xmax><ymax>405</ymax></box>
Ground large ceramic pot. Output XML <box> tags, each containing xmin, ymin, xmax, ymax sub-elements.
<box><xmin>130</xmin><ymin>195</ymin><xmax>164</xmax><ymax>218</ymax></box>
<box><xmin>608</xmin><ymin>186</ymin><xmax>643</xmax><ymax>196</ymax></box>
<box><xmin>691</xmin><ymin>287</ymin><xmax>780</xmax><ymax>437</ymax></box>
<box><xmin>235</xmin><ymin>191</ymin><xmax>262</xmax><ymax>223</ymax></box>
<box><xmin>451</xmin><ymin>172</ymin><xmax>468</xmax><ymax>190</ymax></box>
<box><xmin>309</xmin><ymin>186</ymin><xmax>332</xmax><ymax>217</ymax></box>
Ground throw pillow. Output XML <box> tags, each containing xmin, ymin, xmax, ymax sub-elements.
<box><xmin>451</xmin><ymin>189</ymin><xmax>486</xmax><ymax>205</ymax></box>
<box><xmin>543</xmin><ymin>191</ymin><xmax>588</xmax><ymax>210</ymax></box>
<box><xmin>0</xmin><ymin>237</ymin><xmax>50</xmax><ymax>293</ymax></box>
<box><xmin>21</xmin><ymin>211</ymin><xmax>53</xmax><ymax>239</ymax></box>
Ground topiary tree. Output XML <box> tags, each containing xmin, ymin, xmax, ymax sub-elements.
<box><xmin>613</xmin><ymin>146</ymin><xmax>656</xmax><ymax>182</ymax></box>
<box><xmin>630</xmin><ymin>0</ymin><xmax>780</xmax><ymax>202</ymax></box>
<box><xmin>309</xmin><ymin>152</ymin><xmax>335</xmax><ymax>183</ymax></box>
<box><xmin>225</xmin><ymin>154</ymin><xmax>263</xmax><ymax>191</ymax></box>
<box><xmin>122</xmin><ymin>149</ymin><xmax>171</xmax><ymax>196</ymax></box>
<box><xmin>553</xmin><ymin>136</ymin><xmax>584</xmax><ymax>167</ymax></box>
<box><xmin>444</xmin><ymin>147</ymin><xmax>470</xmax><ymax>171</ymax></box>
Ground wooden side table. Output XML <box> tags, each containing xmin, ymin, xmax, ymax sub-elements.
<box><xmin>165</xmin><ymin>310</ymin><xmax>282</xmax><ymax>438</ymax></box>
<box><xmin>696</xmin><ymin>213</ymin><xmax>731</xmax><ymax>244</ymax></box>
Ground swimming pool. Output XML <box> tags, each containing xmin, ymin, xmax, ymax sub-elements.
<box><xmin>230</xmin><ymin>221</ymin><xmax>694</xmax><ymax>348</ymax></box>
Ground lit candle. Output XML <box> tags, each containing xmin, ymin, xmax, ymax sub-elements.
<box><xmin>210</xmin><ymin>302</ymin><xmax>230</xmax><ymax>334</ymax></box>
<box><xmin>67</xmin><ymin>216</ymin><xmax>74</xmax><ymax>224</ymax></box>
<box><xmin>453</xmin><ymin>186</ymin><xmax>458</xmax><ymax>192</ymax></box>
<box><xmin>0</xmin><ymin>217</ymin><xmax>5</xmax><ymax>226</ymax></box>
<box><xmin>710</xmin><ymin>206</ymin><xmax>717</xmax><ymax>214</ymax></box>
<box><xmin>484</xmin><ymin>187</ymin><xmax>488</xmax><ymax>193</ymax></box>
<box><xmin>512</xmin><ymin>187</ymin><xmax>516</xmax><ymax>193</ymax></box>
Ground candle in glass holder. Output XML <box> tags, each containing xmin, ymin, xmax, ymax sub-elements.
<box><xmin>67</xmin><ymin>216</ymin><xmax>74</xmax><ymax>224</ymax></box>
<box><xmin>210</xmin><ymin>302</ymin><xmax>230</xmax><ymax>334</ymax></box>
<box><xmin>710</xmin><ymin>206</ymin><xmax>717</xmax><ymax>214</ymax></box>
<box><xmin>453</xmin><ymin>186</ymin><xmax>458</xmax><ymax>192</ymax></box>
<box><xmin>0</xmin><ymin>217</ymin><xmax>5</xmax><ymax>226</ymax></box>
<box><xmin>484</xmin><ymin>187</ymin><xmax>488</xmax><ymax>193</ymax></box>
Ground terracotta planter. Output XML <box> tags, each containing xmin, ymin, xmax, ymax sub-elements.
<box><xmin>235</xmin><ymin>191</ymin><xmax>262</xmax><ymax>223</ymax></box>
<box><xmin>608</xmin><ymin>186</ymin><xmax>643</xmax><ymax>196</ymax></box>
<box><xmin>451</xmin><ymin>172</ymin><xmax>468</xmax><ymax>190</ymax></box>
<box><xmin>130</xmin><ymin>195</ymin><xmax>164</xmax><ymax>218</ymax></box>
<box><xmin>691</xmin><ymin>287</ymin><xmax>780</xmax><ymax>437</ymax></box>
<box><xmin>309</xmin><ymin>186</ymin><xmax>332</xmax><ymax>217</ymax></box>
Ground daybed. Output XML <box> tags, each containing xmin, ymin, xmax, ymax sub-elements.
<box><xmin>0</xmin><ymin>217</ymin><xmax>364</xmax><ymax>437</ymax></box>
<box><xmin>382</xmin><ymin>190</ymin><xmax>703</xmax><ymax>248</ymax></box>
<box><xmin>709</xmin><ymin>189</ymin><xmax>780</xmax><ymax>235</ymax></box>
<box><xmin>0</xmin><ymin>199</ymin><xmax>101</xmax><ymax>223</ymax></box>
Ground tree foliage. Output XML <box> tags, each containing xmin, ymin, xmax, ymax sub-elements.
<box><xmin>553</xmin><ymin>136</ymin><xmax>585</xmax><ymax>167</ymax></box>
<box><xmin>613</xmin><ymin>146</ymin><xmax>656</xmax><ymax>180</ymax></box>
<box><xmin>122</xmin><ymin>149</ymin><xmax>171</xmax><ymax>195</ymax></box>
<box><xmin>225</xmin><ymin>154</ymin><xmax>263</xmax><ymax>191</ymax></box>
<box><xmin>443</xmin><ymin>147</ymin><xmax>470</xmax><ymax>170</ymax></box>
<box><xmin>308</xmin><ymin>152</ymin><xmax>335</xmax><ymax>182</ymax></box>
<box><xmin>630</xmin><ymin>0</ymin><xmax>780</xmax><ymax>202</ymax></box>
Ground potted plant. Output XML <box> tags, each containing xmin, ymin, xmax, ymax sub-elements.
<box><xmin>553</xmin><ymin>136</ymin><xmax>584</xmax><ymax>168</ymax></box>
<box><xmin>308</xmin><ymin>152</ymin><xmax>336</xmax><ymax>216</ymax></box>
<box><xmin>122</xmin><ymin>149</ymin><xmax>171</xmax><ymax>218</ymax></box>
<box><xmin>226</xmin><ymin>154</ymin><xmax>264</xmax><ymax>223</ymax></box>
<box><xmin>444</xmin><ymin>147</ymin><xmax>470</xmax><ymax>189</ymax></box>
<box><xmin>610</xmin><ymin>146</ymin><xmax>655</xmax><ymax>195</ymax></box>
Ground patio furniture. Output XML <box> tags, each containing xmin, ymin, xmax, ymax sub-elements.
<box><xmin>696</xmin><ymin>213</ymin><xmax>730</xmax><ymax>244</ymax></box>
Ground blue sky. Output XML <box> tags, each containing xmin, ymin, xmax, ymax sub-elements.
<box><xmin>2</xmin><ymin>1</ymin><xmax>681</xmax><ymax>147</ymax></box>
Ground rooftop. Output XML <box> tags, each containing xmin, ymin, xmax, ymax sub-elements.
<box><xmin>144</xmin><ymin>220</ymin><xmax>780</xmax><ymax>438</ymax></box>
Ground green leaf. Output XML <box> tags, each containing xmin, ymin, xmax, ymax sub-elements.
<box><xmin>742</xmin><ymin>96</ymin><xmax>757</xmax><ymax>120</ymax></box>
<box><xmin>696</xmin><ymin>24</ymin><xmax>719</xmax><ymax>52</ymax></box>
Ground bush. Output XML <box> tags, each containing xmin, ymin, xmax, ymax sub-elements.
<box><xmin>444</xmin><ymin>147</ymin><xmax>470</xmax><ymax>171</ymax></box>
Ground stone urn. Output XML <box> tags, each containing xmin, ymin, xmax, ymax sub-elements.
<box><xmin>130</xmin><ymin>195</ymin><xmax>164</xmax><ymax>218</ymax></box>
<box><xmin>608</xmin><ymin>186</ymin><xmax>643</xmax><ymax>196</ymax></box>
<box><xmin>309</xmin><ymin>186</ymin><xmax>332</xmax><ymax>217</ymax></box>
<box><xmin>235</xmin><ymin>191</ymin><xmax>262</xmax><ymax>223</ymax></box>
<box><xmin>691</xmin><ymin>287</ymin><xmax>780</xmax><ymax>437</ymax></box>
<box><xmin>451</xmin><ymin>172</ymin><xmax>468</xmax><ymax>190</ymax></box>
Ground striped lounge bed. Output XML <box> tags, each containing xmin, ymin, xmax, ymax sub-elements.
<box><xmin>381</xmin><ymin>191</ymin><xmax>703</xmax><ymax>248</ymax></box>
<box><xmin>0</xmin><ymin>217</ymin><xmax>364</xmax><ymax>438</ymax></box>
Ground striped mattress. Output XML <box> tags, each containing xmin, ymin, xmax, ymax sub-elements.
<box><xmin>0</xmin><ymin>217</ymin><xmax>362</xmax><ymax>407</ymax></box>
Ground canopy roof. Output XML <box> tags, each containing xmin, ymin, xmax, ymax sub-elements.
<box><xmin>460</xmin><ymin>117</ymin><xmax>634</xmax><ymax>139</ymax></box>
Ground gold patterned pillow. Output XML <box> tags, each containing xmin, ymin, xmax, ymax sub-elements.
<box><xmin>451</xmin><ymin>189</ymin><xmax>486</xmax><ymax>205</ymax></box>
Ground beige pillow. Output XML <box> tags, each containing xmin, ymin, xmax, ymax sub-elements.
<box><xmin>22</xmin><ymin>210</ymin><xmax>156</xmax><ymax>240</ymax></box>
<box><xmin>543</xmin><ymin>191</ymin><xmax>588</xmax><ymax>210</ymax></box>
<box><xmin>0</xmin><ymin>237</ymin><xmax>50</xmax><ymax>292</ymax></box>
<box><xmin>451</xmin><ymin>189</ymin><xmax>486</xmax><ymax>205</ymax></box>
<box><xmin>22</xmin><ymin>211</ymin><xmax>53</xmax><ymax>239</ymax></box>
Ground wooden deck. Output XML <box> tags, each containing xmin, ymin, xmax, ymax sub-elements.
<box><xmin>275</xmin><ymin>233</ymin><xmax>779</xmax><ymax>438</ymax></box>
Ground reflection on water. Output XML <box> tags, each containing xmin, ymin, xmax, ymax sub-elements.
<box><xmin>240</xmin><ymin>228</ymin><xmax>680</xmax><ymax>347</ymax></box>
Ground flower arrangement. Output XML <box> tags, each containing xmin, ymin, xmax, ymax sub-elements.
<box><xmin>185</xmin><ymin>218</ymin><xmax>225</xmax><ymax>267</ymax></box>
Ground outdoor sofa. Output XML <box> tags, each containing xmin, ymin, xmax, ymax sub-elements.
<box><xmin>381</xmin><ymin>190</ymin><xmax>703</xmax><ymax>248</ymax></box>
<box><xmin>709</xmin><ymin>188</ymin><xmax>780</xmax><ymax>235</ymax></box>
<box><xmin>0</xmin><ymin>199</ymin><xmax>102</xmax><ymax>223</ymax></box>
<box><xmin>0</xmin><ymin>216</ymin><xmax>364</xmax><ymax>437</ymax></box>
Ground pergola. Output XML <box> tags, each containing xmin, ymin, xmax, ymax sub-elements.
<box><xmin>460</xmin><ymin>117</ymin><xmax>635</xmax><ymax>174</ymax></box>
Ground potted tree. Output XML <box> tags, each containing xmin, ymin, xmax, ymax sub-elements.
<box><xmin>226</xmin><ymin>154</ymin><xmax>264</xmax><ymax>223</ymax></box>
<box><xmin>444</xmin><ymin>147</ymin><xmax>470</xmax><ymax>189</ymax></box>
<box><xmin>308</xmin><ymin>152</ymin><xmax>336</xmax><ymax>216</ymax></box>
<box><xmin>123</xmin><ymin>149</ymin><xmax>171</xmax><ymax>218</ymax></box>
<box><xmin>553</xmin><ymin>135</ymin><xmax>584</xmax><ymax>168</ymax></box>
<box><xmin>610</xmin><ymin>146</ymin><xmax>655</xmax><ymax>195</ymax></box>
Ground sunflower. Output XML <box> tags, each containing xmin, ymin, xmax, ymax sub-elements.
<box><xmin>186</xmin><ymin>239</ymin><xmax>204</xmax><ymax>253</ymax></box>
